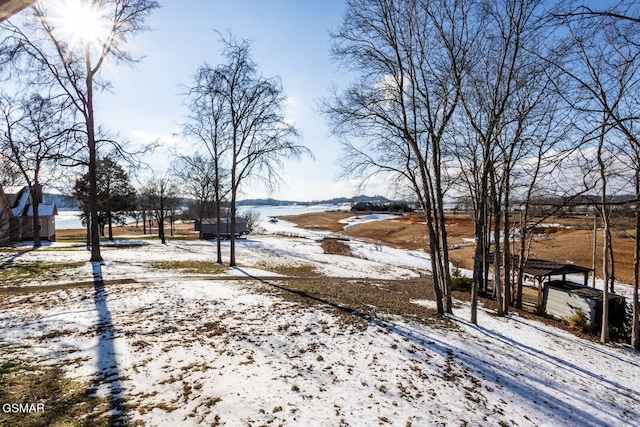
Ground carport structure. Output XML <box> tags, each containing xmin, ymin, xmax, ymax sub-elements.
<box><xmin>520</xmin><ymin>258</ymin><xmax>593</xmax><ymax>306</ymax></box>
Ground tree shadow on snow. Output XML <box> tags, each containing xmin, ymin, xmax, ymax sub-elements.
<box><xmin>0</xmin><ymin>247</ymin><xmax>33</xmax><ymax>264</ymax></box>
<box><xmin>232</xmin><ymin>266</ymin><xmax>637</xmax><ymax>426</ymax></box>
<box><xmin>91</xmin><ymin>262</ymin><xmax>126</xmax><ymax>423</ymax></box>
<box><xmin>508</xmin><ymin>315</ymin><xmax>640</xmax><ymax>368</ymax></box>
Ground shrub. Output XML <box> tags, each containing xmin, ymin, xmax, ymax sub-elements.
<box><xmin>450</xmin><ymin>267</ymin><xmax>472</xmax><ymax>292</ymax></box>
<box><xmin>243</xmin><ymin>209</ymin><xmax>261</xmax><ymax>232</ymax></box>
<box><xmin>609</xmin><ymin>298</ymin><xmax>632</xmax><ymax>341</ymax></box>
<box><xmin>451</xmin><ymin>276</ymin><xmax>472</xmax><ymax>292</ymax></box>
<box><xmin>566</xmin><ymin>310</ymin><xmax>592</xmax><ymax>333</ymax></box>
<box><xmin>534</xmin><ymin>304</ymin><xmax>547</xmax><ymax>316</ymax></box>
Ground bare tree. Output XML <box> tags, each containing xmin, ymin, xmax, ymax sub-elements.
<box><xmin>511</xmin><ymin>120</ymin><xmax>576</xmax><ymax>310</ymax></box>
<box><xmin>1</xmin><ymin>0</ymin><xmax>159</xmax><ymax>261</ymax></box>
<box><xmin>243</xmin><ymin>209</ymin><xmax>261</xmax><ymax>233</ymax></box>
<box><xmin>632</xmin><ymin>147</ymin><xmax>640</xmax><ymax>350</ymax></box>
<box><xmin>136</xmin><ymin>190</ymin><xmax>151</xmax><ymax>235</ymax></box>
<box><xmin>324</xmin><ymin>0</ymin><xmax>477</xmax><ymax>315</ymax></box>
<box><xmin>0</xmin><ymin>91</ymin><xmax>80</xmax><ymax>247</ymax></box>
<box><xmin>212</xmin><ymin>34</ymin><xmax>309</xmax><ymax>266</ymax></box>
<box><xmin>549</xmin><ymin>1</ymin><xmax>640</xmax><ymax>343</ymax></box>
<box><xmin>555</xmin><ymin>1</ymin><xmax>640</xmax><ymax>26</ymax></box>
<box><xmin>453</xmin><ymin>0</ymin><xmax>569</xmax><ymax>321</ymax></box>
<box><xmin>0</xmin><ymin>183</ymin><xmax>11</xmax><ymax>245</ymax></box>
<box><xmin>181</xmin><ymin>63</ymin><xmax>233</xmax><ymax>263</ymax></box>
<box><xmin>171</xmin><ymin>153</ymin><xmax>218</xmax><ymax>237</ymax></box>
<box><xmin>0</xmin><ymin>157</ymin><xmax>21</xmax><ymax>185</ymax></box>
<box><xmin>142</xmin><ymin>172</ymin><xmax>179</xmax><ymax>245</ymax></box>
<box><xmin>616</xmin><ymin>118</ymin><xmax>640</xmax><ymax>351</ymax></box>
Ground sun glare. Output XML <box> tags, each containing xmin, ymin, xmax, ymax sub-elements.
<box><xmin>50</xmin><ymin>0</ymin><xmax>111</xmax><ymax>47</ymax></box>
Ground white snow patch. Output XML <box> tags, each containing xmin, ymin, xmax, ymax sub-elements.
<box><xmin>338</xmin><ymin>213</ymin><xmax>399</xmax><ymax>229</ymax></box>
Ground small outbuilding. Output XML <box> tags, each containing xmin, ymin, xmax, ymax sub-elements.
<box><xmin>520</xmin><ymin>258</ymin><xmax>593</xmax><ymax>306</ymax></box>
<box><xmin>486</xmin><ymin>253</ymin><xmax>624</xmax><ymax>325</ymax></box>
<box><xmin>542</xmin><ymin>280</ymin><xmax>626</xmax><ymax>325</ymax></box>
<box><xmin>517</xmin><ymin>258</ymin><xmax>625</xmax><ymax>326</ymax></box>
<box><xmin>195</xmin><ymin>217</ymin><xmax>248</xmax><ymax>239</ymax></box>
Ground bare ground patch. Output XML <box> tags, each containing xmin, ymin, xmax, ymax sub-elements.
<box><xmin>0</xmin><ymin>360</ymin><xmax>116</xmax><ymax>427</ymax></box>
<box><xmin>0</xmin><ymin>262</ymin><xmax>86</xmax><ymax>287</ymax></box>
<box><xmin>150</xmin><ymin>260</ymin><xmax>230</xmax><ymax>275</ymax></box>
<box><xmin>247</xmin><ymin>276</ymin><xmax>454</xmax><ymax>332</ymax></box>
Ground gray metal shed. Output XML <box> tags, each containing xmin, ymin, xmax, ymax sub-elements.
<box><xmin>197</xmin><ymin>217</ymin><xmax>248</xmax><ymax>239</ymax></box>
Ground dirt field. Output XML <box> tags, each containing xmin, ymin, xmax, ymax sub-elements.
<box><xmin>281</xmin><ymin>211</ymin><xmax>637</xmax><ymax>285</ymax></box>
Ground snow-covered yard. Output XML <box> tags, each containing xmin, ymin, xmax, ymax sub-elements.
<box><xmin>1</xmin><ymin>235</ymin><xmax>639</xmax><ymax>426</ymax></box>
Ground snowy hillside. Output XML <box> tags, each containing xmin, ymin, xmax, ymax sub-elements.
<box><xmin>0</xmin><ymin>233</ymin><xmax>638</xmax><ymax>426</ymax></box>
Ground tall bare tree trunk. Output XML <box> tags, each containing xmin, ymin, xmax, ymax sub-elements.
<box><xmin>158</xmin><ymin>205</ymin><xmax>166</xmax><ymax>245</ymax></box>
<box><xmin>631</xmin><ymin>168</ymin><xmax>640</xmax><ymax>350</ymax></box>
<box><xmin>516</xmin><ymin>205</ymin><xmax>529</xmax><ymax>310</ymax></box>
<box><xmin>607</xmin><ymin>226</ymin><xmax>615</xmax><ymax>293</ymax></box>
<box><xmin>491</xmin><ymin>169</ymin><xmax>504</xmax><ymax>316</ymax></box>
<box><xmin>601</xmin><ymin>207</ymin><xmax>610</xmax><ymax>344</ymax></box>
<box><xmin>107</xmin><ymin>212</ymin><xmax>113</xmax><ymax>240</ymax></box>
<box><xmin>471</xmin><ymin>217</ymin><xmax>484</xmax><ymax>325</ymax></box>
<box><xmin>86</xmin><ymin>44</ymin><xmax>102</xmax><ymax>262</ymax></box>
<box><xmin>230</xmin><ymin>133</ymin><xmax>237</xmax><ymax>267</ymax></box>
<box><xmin>598</xmin><ymin>126</ymin><xmax>610</xmax><ymax>344</ymax></box>
<box><xmin>633</xmin><ymin>169</ymin><xmax>640</xmax><ymax>350</ymax></box>
<box><xmin>30</xmin><ymin>183</ymin><xmax>41</xmax><ymax>248</ymax></box>
<box><xmin>432</xmin><ymin>145</ymin><xmax>452</xmax><ymax>314</ymax></box>
<box><xmin>215</xmin><ymin>165</ymin><xmax>223</xmax><ymax>264</ymax></box>
<box><xmin>502</xmin><ymin>187</ymin><xmax>511</xmax><ymax>314</ymax></box>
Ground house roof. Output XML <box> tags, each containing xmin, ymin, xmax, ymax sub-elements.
<box><xmin>10</xmin><ymin>186</ymin><xmax>29</xmax><ymax>216</ymax></box>
<box><xmin>26</xmin><ymin>204</ymin><xmax>58</xmax><ymax>217</ymax></box>
<box><xmin>2</xmin><ymin>185</ymin><xmax>26</xmax><ymax>196</ymax></box>
<box><xmin>0</xmin><ymin>185</ymin><xmax>58</xmax><ymax>217</ymax></box>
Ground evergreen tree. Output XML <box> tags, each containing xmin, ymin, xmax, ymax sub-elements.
<box><xmin>74</xmin><ymin>158</ymin><xmax>136</xmax><ymax>240</ymax></box>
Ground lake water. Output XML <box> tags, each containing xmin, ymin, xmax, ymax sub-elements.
<box><xmin>56</xmin><ymin>204</ymin><xmax>351</xmax><ymax>230</ymax></box>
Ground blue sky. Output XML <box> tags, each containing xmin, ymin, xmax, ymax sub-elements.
<box><xmin>15</xmin><ymin>0</ymin><xmax>625</xmax><ymax>201</ymax></box>
<box><xmin>92</xmin><ymin>1</ymin><xmax>378</xmax><ymax>201</ymax></box>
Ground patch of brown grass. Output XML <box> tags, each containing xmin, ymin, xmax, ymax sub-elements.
<box><xmin>279</xmin><ymin>211</ymin><xmax>353</xmax><ymax>232</ymax></box>
<box><xmin>255</xmin><ymin>261</ymin><xmax>319</xmax><ymax>277</ymax></box>
<box><xmin>342</xmin><ymin>220</ymin><xmax>428</xmax><ymax>251</ymax></box>
<box><xmin>150</xmin><ymin>260</ymin><xmax>229</xmax><ymax>275</ymax></box>
<box><xmin>320</xmin><ymin>239</ymin><xmax>351</xmax><ymax>255</ymax></box>
<box><xmin>0</xmin><ymin>262</ymin><xmax>85</xmax><ymax>286</ymax></box>
<box><xmin>255</xmin><ymin>276</ymin><xmax>453</xmax><ymax>332</ymax></box>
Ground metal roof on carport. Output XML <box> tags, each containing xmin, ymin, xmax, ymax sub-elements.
<box><xmin>484</xmin><ymin>253</ymin><xmax>593</xmax><ymax>279</ymax></box>
<box><xmin>521</xmin><ymin>259</ymin><xmax>593</xmax><ymax>279</ymax></box>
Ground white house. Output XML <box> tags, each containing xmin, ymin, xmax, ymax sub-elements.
<box><xmin>0</xmin><ymin>185</ymin><xmax>58</xmax><ymax>243</ymax></box>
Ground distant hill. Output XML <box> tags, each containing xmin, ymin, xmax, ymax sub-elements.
<box><xmin>45</xmin><ymin>193</ymin><xmax>411</xmax><ymax>210</ymax></box>
<box><xmin>43</xmin><ymin>193</ymin><xmax>80</xmax><ymax>210</ymax></box>
<box><xmin>237</xmin><ymin>195</ymin><xmax>406</xmax><ymax>206</ymax></box>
